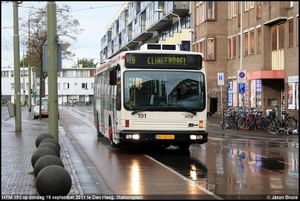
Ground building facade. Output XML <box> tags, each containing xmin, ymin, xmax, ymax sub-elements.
<box><xmin>100</xmin><ymin>1</ymin><xmax>299</xmax><ymax>120</ymax></box>
<box><xmin>1</xmin><ymin>66</ymin><xmax>95</xmax><ymax>106</ymax></box>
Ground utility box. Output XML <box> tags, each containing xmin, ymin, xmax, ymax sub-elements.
<box><xmin>7</xmin><ymin>101</ymin><xmax>15</xmax><ymax>117</ymax></box>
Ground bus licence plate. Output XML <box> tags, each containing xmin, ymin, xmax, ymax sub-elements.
<box><xmin>156</xmin><ymin>134</ymin><xmax>175</xmax><ymax>140</ymax></box>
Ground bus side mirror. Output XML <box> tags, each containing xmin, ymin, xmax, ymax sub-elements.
<box><xmin>109</xmin><ymin>70</ymin><xmax>117</xmax><ymax>85</ymax></box>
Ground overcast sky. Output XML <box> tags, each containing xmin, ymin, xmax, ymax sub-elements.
<box><xmin>1</xmin><ymin>1</ymin><xmax>124</xmax><ymax>68</ymax></box>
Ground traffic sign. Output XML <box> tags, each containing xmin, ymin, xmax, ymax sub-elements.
<box><xmin>238</xmin><ymin>83</ymin><xmax>245</xmax><ymax>94</ymax></box>
<box><xmin>217</xmin><ymin>72</ymin><xmax>224</xmax><ymax>85</ymax></box>
<box><xmin>237</xmin><ymin>70</ymin><xmax>246</xmax><ymax>83</ymax></box>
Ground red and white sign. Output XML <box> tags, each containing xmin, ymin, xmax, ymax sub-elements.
<box><xmin>237</xmin><ymin>70</ymin><xmax>246</xmax><ymax>83</ymax></box>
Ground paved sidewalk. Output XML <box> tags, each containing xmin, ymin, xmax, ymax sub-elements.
<box><xmin>1</xmin><ymin>106</ymin><xmax>83</xmax><ymax>196</ymax></box>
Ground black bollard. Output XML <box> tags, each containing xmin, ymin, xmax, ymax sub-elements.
<box><xmin>38</xmin><ymin>142</ymin><xmax>60</xmax><ymax>158</ymax></box>
<box><xmin>39</xmin><ymin>138</ymin><xmax>61</xmax><ymax>150</ymax></box>
<box><xmin>36</xmin><ymin>165</ymin><xmax>72</xmax><ymax>196</ymax></box>
<box><xmin>31</xmin><ymin>147</ymin><xmax>58</xmax><ymax>168</ymax></box>
<box><xmin>34</xmin><ymin>155</ymin><xmax>64</xmax><ymax>177</ymax></box>
<box><xmin>35</xmin><ymin>133</ymin><xmax>54</xmax><ymax>148</ymax></box>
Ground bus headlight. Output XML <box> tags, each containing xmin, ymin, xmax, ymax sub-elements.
<box><xmin>126</xmin><ymin>134</ymin><xmax>140</xmax><ymax>140</ymax></box>
<box><xmin>190</xmin><ymin>135</ymin><xmax>203</xmax><ymax>140</ymax></box>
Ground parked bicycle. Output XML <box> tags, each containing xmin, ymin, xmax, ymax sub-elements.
<box><xmin>219</xmin><ymin>107</ymin><xmax>246</xmax><ymax>130</ymax></box>
<box><xmin>265</xmin><ymin>109</ymin><xmax>298</xmax><ymax>135</ymax></box>
<box><xmin>237</xmin><ymin>107</ymin><xmax>262</xmax><ymax>130</ymax></box>
<box><xmin>248</xmin><ymin>109</ymin><xmax>270</xmax><ymax>131</ymax></box>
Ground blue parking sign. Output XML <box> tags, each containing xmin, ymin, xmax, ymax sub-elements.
<box><xmin>238</xmin><ymin>83</ymin><xmax>245</xmax><ymax>94</ymax></box>
<box><xmin>217</xmin><ymin>72</ymin><xmax>224</xmax><ymax>85</ymax></box>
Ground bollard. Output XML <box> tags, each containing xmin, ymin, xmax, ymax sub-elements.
<box><xmin>31</xmin><ymin>147</ymin><xmax>58</xmax><ymax>168</ymax></box>
<box><xmin>39</xmin><ymin>138</ymin><xmax>61</xmax><ymax>150</ymax></box>
<box><xmin>38</xmin><ymin>142</ymin><xmax>60</xmax><ymax>158</ymax></box>
<box><xmin>34</xmin><ymin>155</ymin><xmax>64</xmax><ymax>177</ymax></box>
<box><xmin>36</xmin><ymin>165</ymin><xmax>72</xmax><ymax>196</ymax></box>
<box><xmin>35</xmin><ymin>133</ymin><xmax>54</xmax><ymax>148</ymax></box>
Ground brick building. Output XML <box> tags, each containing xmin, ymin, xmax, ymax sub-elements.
<box><xmin>100</xmin><ymin>1</ymin><xmax>298</xmax><ymax>121</ymax></box>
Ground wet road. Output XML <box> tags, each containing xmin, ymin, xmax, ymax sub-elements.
<box><xmin>60</xmin><ymin>106</ymin><xmax>299</xmax><ymax>199</ymax></box>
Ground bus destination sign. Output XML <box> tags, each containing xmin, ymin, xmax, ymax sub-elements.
<box><xmin>125</xmin><ymin>53</ymin><xmax>202</xmax><ymax>70</ymax></box>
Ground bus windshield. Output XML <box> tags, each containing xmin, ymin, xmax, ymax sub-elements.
<box><xmin>124</xmin><ymin>71</ymin><xmax>205</xmax><ymax>112</ymax></box>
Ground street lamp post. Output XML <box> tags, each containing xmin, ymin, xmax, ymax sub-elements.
<box><xmin>155</xmin><ymin>9</ymin><xmax>181</xmax><ymax>49</ymax></box>
<box><xmin>27</xmin><ymin>13</ymin><xmax>34</xmax><ymax>112</ymax></box>
<box><xmin>22</xmin><ymin>50</ymin><xmax>25</xmax><ymax>106</ymax></box>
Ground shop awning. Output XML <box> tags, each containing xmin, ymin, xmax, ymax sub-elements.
<box><xmin>247</xmin><ymin>70</ymin><xmax>284</xmax><ymax>80</ymax></box>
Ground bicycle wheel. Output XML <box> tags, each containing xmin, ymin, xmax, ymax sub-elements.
<box><xmin>237</xmin><ymin>116</ymin><xmax>251</xmax><ymax>130</ymax></box>
<box><xmin>222</xmin><ymin>116</ymin><xmax>230</xmax><ymax>130</ymax></box>
<box><xmin>265</xmin><ymin>118</ymin><xmax>279</xmax><ymax>134</ymax></box>
<box><xmin>285</xmin><ymin>117</ymin><xmax>297</xmax><ymax>131</ymax></box>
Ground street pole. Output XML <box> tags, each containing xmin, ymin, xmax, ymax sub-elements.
<box><xmin>47</xmin><ymin>2</ymin><xmax>58</xmax><ymax>142</ymax></box>
<box><xmin>239</xmin><ymin>1</ymin><xmax>244</xmax><ymax>107</ymax></box>
<box><xmin>155</xmin><ymin>9</ymin><xmax>181</xmax><ymax>49</ymax></box>
<box><xmin>28</xmin><ymin>15</ymin><xmax>31</xmax><ymax>112</ymax></box>
<box><xmin>22</xmin><ymin>50</ymin><xmax>25</xmax><ymax>106</ymax></box>
<box><xmin>13</xmin><ymin>1</ymin><xmax>22</xmax><ymax>131</ymax></box>
<box><xmin>169</xmin><ymin>12</ymin><xmax>181</xmax><ymax>50</ymax></box>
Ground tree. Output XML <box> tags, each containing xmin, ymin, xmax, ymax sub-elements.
<box><xmin>19</xmin><ymin>4</ymin><xmax>83</xmax><ymax>77</ymax></box>
<box><xmin>76</xmin><ymin>58</ymin><xmax>98</xmax><ymax>68</ymax></box>
<box><xmin>19</xmin><ymin>3</ymin><xmax>83</xmax><ymax>98</ymax></box>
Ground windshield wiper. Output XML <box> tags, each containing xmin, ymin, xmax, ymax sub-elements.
<box><xmin>131</xmin><ymin>106</ymin><xmax>197</xmax><ymax>115</ymax></box>
<box><xmin>131</xmin><ymin>107</ymin><xmax>153</xmax><ymax>115</ymax></box>
<box><xmin>177</xmin><ymin>106</ymin><xmax>197</xmax><ymax>115</ymax></box>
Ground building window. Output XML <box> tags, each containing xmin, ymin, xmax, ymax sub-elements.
<box><xmin>207</xmin><ymin>1</ymin><xmax>215</xmax><ymax>20</ymax></box>
<box><xmin>11</xmin><ymin>83</ymin><xmax>14</xmax><ymax>90</ymax></box>
<box><xmin>244</xmin><ymin>32</ymin><xmax>248</xmax><ymax>55</ymax></box>
<box><xmin>228</xmin><ymin>1</ymin><xmax>237</xmax><ymax>19</ymax></box>
<box><xmin>63</xmin><ymin>83</ymin><xmax>69</xmax><ymax>90</ymax></box>
<box><xmin>272</xmin><ymin>24</ymin><xmax>285</xmax><ymax>51</ymax></box>
<box><xmin>297</xmin><ymin>16</ymin><xmax>299</xmax><ymax>46</ymax></box>
<box><xmin>198</xmin><ymin>1</ymin><xmax>215</xmax><ymax>24</ymax></box>
<box><xmin>232</xmin><ymin>36</ymin><xmax>236</xmax><ymax>58</ymax></box>
<box><xmin>228</xmin><ymin>36</ymin><xmax>236</xmax><ymax>59</ymax></box>
<box><xmin>244</xmin><ymin>1</ymin><xmax>248</xmax><ymax>11</ymax></box>
<box><xmin>82</xmin><ymin>83</ymin><xmax>88</xmax><ymax>89</ymax></box>
<box><xmin>288</xmin><ymin>19</ymin><xmax>293</xmax><ymax>47</ymax></box>
<box><xmin>207</xmin><ymin>38</ymin><xmax>215</xmax><ymax>60</ymax></box>
<box><xmin>238</xmin><ymin>34</ymin><xmax>240</xmax><ymax>58</ymax></box>
<box><xmin>200</xmin><ymin>2</ymin><xmax>205</xmax><ymax>23</ymax></box>
<box><xmin>257</xmin><ymin>3</ymin><xmax>261</xmax><ymax>19</ymax></box>
<box><xmin>257</xmin><ymin>27</ymin><xmax>261</xmax><ymax>53</ymax></box>
<box><xmin>250</xmin><ymin>30</ymin><xmax>254</xmax><ymax>54</ymax></box>
<box><xmin>199</xmin><ymin>37</ymin><xmax>216</xmax><ymax>60</ymax></box>
<box><xmin>199</xmin><ymin>39</ymin><xmax>206</xmax><ymax>57</ymax></box>
<box><xmin>228</xmin><ymin>38</ymin><xmax>231</xmax><ymax>59</ymax></box>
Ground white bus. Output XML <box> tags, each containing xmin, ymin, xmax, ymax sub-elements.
<box><xmin>93</xmin><ymin>43</ymin><xmax>208</xmax><ymax>150</ymax></box>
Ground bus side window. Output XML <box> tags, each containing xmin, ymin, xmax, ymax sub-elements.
<box><xmin>109</xmin><ymin>70</ymin><xmax>117</xmax><ymax>85</ymax></box>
